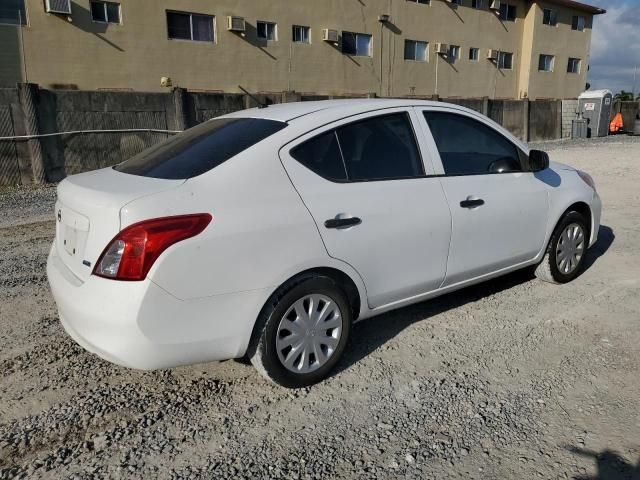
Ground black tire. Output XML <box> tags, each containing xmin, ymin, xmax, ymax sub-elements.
<box><xmin>535</xmin><ymin>211</ymin><xmax>589</xmax><ymax>284</ymax></box>
<box><xmin>247</xmin><ymin>275</ymin><xmax>352</xmax><ymax>388</ymax></box>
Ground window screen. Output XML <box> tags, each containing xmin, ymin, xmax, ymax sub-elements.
<box><xmin>115</xmin><ymin>118</ymin><xmax>286</xmax><ymax>179</ymax></box>
<box><xmin>167</xmin><ymin>12</ymin><xmax>192</xmax><ymax>40</ymax></box>
<box><xmin>424</xmin><ymin>112</ymin><xmax>522</xmax><ymax>175</ymax></box>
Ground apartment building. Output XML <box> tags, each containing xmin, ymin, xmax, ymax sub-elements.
<box><xmin>0</xmin><ymin>0</ymin><xmax>604</xmax><ymax>99</ymax></box>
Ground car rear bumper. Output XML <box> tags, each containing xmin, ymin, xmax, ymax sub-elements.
<box><xmin>47</xmin><ymin>244</ymin><xmax>269</xmax><ymax>370</ymax></box>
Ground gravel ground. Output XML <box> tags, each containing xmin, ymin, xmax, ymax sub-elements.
<box><xmin>1</xmin><ymin>136</ymin><xmax>639</xmax><ymax>479</ymax></box>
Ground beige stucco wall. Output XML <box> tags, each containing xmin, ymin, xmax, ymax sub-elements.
<box><xmin>9</xmin><ymin>0</ymin><xmax>595</xmax><ymax>99</ymax></box>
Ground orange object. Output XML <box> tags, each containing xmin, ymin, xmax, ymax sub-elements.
<box><xmin>610</xmin><ymin>112</ymin><xmax>624</xmax><ymax>133</ymax></box>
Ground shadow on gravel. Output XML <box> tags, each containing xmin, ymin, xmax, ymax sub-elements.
<box><xmin>581</xmin><ymin>225</ymin><xmax>615</xmax><ymax>272</ymax></box>
<box><xmin>569</xmin><ymin>446</ymin><xmax>640</xmax><ymax>480</ymax></box>
<box><xmin>334</xmin><ymin>224</ymin><xmax>615</xmax><ymax>376</ymax></box>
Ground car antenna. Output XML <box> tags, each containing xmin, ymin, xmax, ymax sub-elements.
<box><xmin>238</xmin><ymin>85</ymin><xmax>268</xmax><ymax>109</ymax></box>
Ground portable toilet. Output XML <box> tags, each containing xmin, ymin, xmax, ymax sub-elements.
<box><xmin>578</xmin><ymin>89</ymin><xmax>613</xmax><ymax>137</ymax></box>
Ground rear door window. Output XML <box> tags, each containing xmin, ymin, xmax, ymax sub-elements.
<box><xmin>423</xmin><ymin>111</ymin><xmax>522</xmax><ymax>175</ymax></box>
<box><xmin>291</xmin><ymin>112</ymin><xmax>424</xmax><ymax>182</ymax></box>
<box><xmin>115</xmin><ymin>118</ymin><xmax>286</xmax><ymax>179</ymax></box>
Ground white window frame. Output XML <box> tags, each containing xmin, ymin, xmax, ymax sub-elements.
<box><xmin>405</xmin><ymin>40</ymin><xmax>429</xmax><ymax>62</ymax></box>
<box><xmin>90</xmin><ymin>1</ymin><xmax>121</xmax><ymax>24</ymax></box>
<box><xmin>542</xmin><ymin>8</ymin><xmax>557</xmax><ymax>26</ymax></box>
<box><xmin>447</xmin><ymin>45</ymin><xmax>460</xmax><ymax>63</ymax></box>
<box><xmin>538</xmin><ymin>54</ymin><xmax>555</xmax><ymax>72</ymax></box>
<box><xmin>257</xmin><ymin>20</ymin><xmax>278</xmax><ymax>41</ymax></box>
<box><xmin>342</xmin><ymin>31</ymin><xmax>372</xmax><ymax>57</ymax></box>
<box><xmin>292</xmin><ymin>25</ymin><xmax>310</xmax><ymax>44</ymax></box>
<box><xmin>567</xmin><ymin>57</ymin><xmax>581</xmax><ymax>74</ymax></box>
<box><xmin>469</xmin><ymin>47</ymin><xmax>479</xmax><ymax>61</ymax></box>
<box><xmin>407</xmin><ymin>0</ymin><xmax>430</xmax><ymax>5</ymax></box>
<box><xmin>498</xmin><ymin>51</ymin><xmax>513</xmax><ymax>70</ymax></box>
<box><xmin>166</xmin><ymin>11</ymin><xmax>215</xmax><ymax>43</ymax></box>
<box><xmin>572</xmin><ymin>15</ymin><xmax>585</xmax><ymax>31</ymax></box>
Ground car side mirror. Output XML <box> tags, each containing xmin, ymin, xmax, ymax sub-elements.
<box><xmin>529</xmin><ymin>149</ymin><xmax>549</xmax><ymax>172</ymax></box>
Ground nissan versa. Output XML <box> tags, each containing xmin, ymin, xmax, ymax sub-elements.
<box><xmin>47</xmin><ymin>99</ymin><xmax>601</xmax><ymax>387</ymax></box>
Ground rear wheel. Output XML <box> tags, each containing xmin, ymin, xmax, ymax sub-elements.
<box><xmin>535</xmin><ymin>211</ymin><xmax>588</xmax><ymax>284</ymax></box>
<box><xmin>248</xmin><ymin>276</ymin><xmax>351</xmax><ymax>388</ymax></box>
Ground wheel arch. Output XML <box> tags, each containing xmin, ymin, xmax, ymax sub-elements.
<box><xmin>244</xmin><ymin>266</ymin><xmax>365</xmax><ymax>358</ymax></box>
<box><xmin>559</xmin><ymin>201</ymin><xmax>592</xmax><ymax>239</ymax></box>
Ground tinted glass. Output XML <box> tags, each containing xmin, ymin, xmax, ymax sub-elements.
<box><xmin>167</xmin><ymin>12</ymin><xmax>191</xmax><ymax>40</ymax></box>
<box><xmin>90</xmin><ymin>1</ymin><xmax>106</xmax><ymax>22</ymax></box>
<box><xmin>342</xmin><ymin>32</ymin><xmax>356</xmax><ymax>55</ymax></box>
<box><xmin>424</xmin><ymin>112</ymin><xmax>522</xmax><ymax>175</ymax></box>
<box><xmin>291</xmin><ymin>131</ymin><xmax>347</xmax><ymax>181</ymax></box>
<box><xmin>0</xmin><ymin>0</ymin><xmax>26</xmax><ymax>25</ymax></box>
<box><xmin>105</xmin><ymin>2</ymin><xmax>120</xmax><ymax>23</ymax></box>
<box><xmin>115</xmin><ymin>118</ymin><xmax>286</xmax><ymax>179</ymax></box>
<box><xmin>336</xmin><ymin>113</ymin><xmax>424</xmax><ymax>181</ymax></box>
<box><xmin>192</xmin><ymin>14</ymin><xmax>213</xmax><ymax>41</ymax></box>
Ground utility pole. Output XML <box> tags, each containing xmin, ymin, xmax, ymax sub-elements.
<box><xmin>633</xmin><ymin>64</ymin><xmax>637</xmax><ymax>100</ymax></box>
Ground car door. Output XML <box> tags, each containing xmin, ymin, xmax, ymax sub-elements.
<box><xmin>279</xmin><ymin>108</ymin><xmax>452</xmax><ymax>308</ymax></box>
<box><xmin>418</xmin><ymin>108</ymin><xmax>549</xmax><ymax>287</ymax></box>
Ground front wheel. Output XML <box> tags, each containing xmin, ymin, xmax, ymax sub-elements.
<box><xmin>248</xmin><ymin>276</ymin><xmax>351</xmax><ymax>388</ymax></box>
<box><xmin>535</xmin><ymin>211</ymin><xmax>589</xmax><ymax>284</ymax></box>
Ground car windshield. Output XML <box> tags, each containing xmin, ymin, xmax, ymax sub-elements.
<box><xmin>114</xmin><ymin>117</ymin><xmax>287</xmax><ymax>179</ymax></box>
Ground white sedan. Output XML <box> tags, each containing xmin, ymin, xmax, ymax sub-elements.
<box><xmin>47</xmin><ymin>99</ymin><xmax>601</xmax><ymax>387</ymax></box>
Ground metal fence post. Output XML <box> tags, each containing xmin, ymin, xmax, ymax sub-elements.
<box><xmin>17</xmin><ymin>83</ymin><xmax>46</xmax><ymax>184</ymax></box>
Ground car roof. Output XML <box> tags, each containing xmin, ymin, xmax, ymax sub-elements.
<box><xmin>223</xmin><ymin>98</ymin><xmax>442</xmax><ymax>122</ymax></box>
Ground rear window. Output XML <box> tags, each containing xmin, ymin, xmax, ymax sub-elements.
<box><xmin>115</xmin><ymin>118</ymin><xmax>287</xmax><ymax>179</ymax></box>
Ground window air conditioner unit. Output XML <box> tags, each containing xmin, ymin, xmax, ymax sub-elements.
<box><xmin>45</xmin><ymin>0</ymin><xmax>72</xmax><ymax>15</ymax></box>
<box><xmin>322</xmin><ymin>29</ymin><xmax>339</xmax><ymax>43</ymax></box>
<box><xmin>435</xmin><ymin>42</ymin><xmax>449</xmax><ymax>55</ymax></box>
<box><xmin>227</xmin><ymin>16</ymin><xmax>246</xmax><ymax>32</ymax></box>
<box><xmin>489</xmin><ymin>0</ymin><xmax>501</xmax><ymax>10</ymax></box>
<box><xmin>487</xmin><ymin>48</ymin><xmax>499</xmax><ymax>60</ymax></box>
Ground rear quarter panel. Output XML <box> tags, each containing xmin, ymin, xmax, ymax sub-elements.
<box><xmin>120</xmin><ymin>139</ymin><xmax>368</xmax><ymax>308</ymax></box>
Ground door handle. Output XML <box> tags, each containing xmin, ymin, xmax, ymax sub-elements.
<box><xmin>460</xmin><ymin>198</ymin><xmax>485</xmax><ymax>208</ymax></box>
<box><xmin>324</xmin><ymin>217</ymin><xmax>362</xmax><ymax>229</ymax></box>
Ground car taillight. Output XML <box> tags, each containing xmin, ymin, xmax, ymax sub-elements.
<box><xmin>94</xmin><ymin>214</ymin><xmax>212</xmax><ymax>281</ymax></box>
<box><xmin>577</xmin><ymin>170</ymin><xmax>596</xmax><ymax>191</ymax></box>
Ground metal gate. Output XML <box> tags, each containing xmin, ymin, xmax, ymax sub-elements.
<box><xmin>0</xmin><ymin>105</ymin><xmax>20</xmax><ymax>186</ymax></box>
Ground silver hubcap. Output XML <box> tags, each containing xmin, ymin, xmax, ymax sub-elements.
<box><xmin>276</xmin><ymin>294</ymin><xmax>343</xmax><ymax>374</ymax></box>
<box><xmin>556</xmin><ymin>223</ymin><xmax>585</xmax><ymax>274</ymax></box>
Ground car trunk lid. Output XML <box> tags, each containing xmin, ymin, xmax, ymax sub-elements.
<box><xmin>54</xmin><ymin>167</ymin><xmax>184</xmax><ymax>281</ymax></box>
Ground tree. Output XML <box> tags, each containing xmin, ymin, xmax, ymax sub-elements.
<box><xmin>614</xmin><ymin>90</ymin><xmax>634</xmax><ymax>101</ymax></box>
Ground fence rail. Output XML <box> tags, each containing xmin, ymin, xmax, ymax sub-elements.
<box><xmin>0</xmin><ymin>128</ymin><xmax>181</xmax><ymax>142</ymax></box>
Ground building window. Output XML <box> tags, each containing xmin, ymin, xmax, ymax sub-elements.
<box><xmin>571</xmin><ymin>15</ymin><xmax>586</xmax><ymax>31</ymax></box>
<box><xmin>498</xmin><ymin>2</ymin><xmax>517</xmax><ymax>21</ymax></box>
<box><xmin>407</xmin><ymin>0</ymin><xmax>430</xmax><ymax>4</ymax></box>
<box><xmin>450</xmin><ymin>0</ymin><xmax>463</xmax><ymax>5</ymax></box>
<box><xmin>542</xmin><ymin>8</ymin><xmax>557</xmax><ymax>26</ymax></box>
<box><xmin>538</xmin><ymin>54</ymin><xmax>555</xmax><ymax>72</ymax></box>
<box><xmin>292</xmin><ymin>25</ymin><xmax>310</xmax><ymax>43</ymax></box>
<box><xmin>472</xmin><ymin>0</ymin><xmax>484</xmax><ymax>9</ymax></box>
<box><xmin>167</xmin><ymin>11</ymin><xmax>214</xmax><ymax>42</ymax></box>
<box><xmin>91</xmin><ymin>1</ymin><xmax>121</xmax><ymax>24</ymax></box>
<box><xmin>498</xmin><ymin>51</ymin><xmax>513</xmax><ymax>69</ymax></box>
<box><xmin>0</xmin><ymin>0</ymin><xmax>27</xmax><ymax>25</ymax></box>
<box><xmin>447</xmin><ymin>45</ymin><xmax>460</xmax><ymax>63</ymax></box>
<box><xmin>469</xmin><ymin>47</ymin><xmax>479</xmax><ymax>61</ymax></box>
<box><xmin>567</xmin><ymin>57</ymin><xmax>581</xmax><ymax>74</ymax></box>
<box><xmin>404</xmin><ymin>40</ymin><xmax>429</xmax><ymax>61</ymax></box>
<box><xmin>342</xmin><ymin>31</ymin><xmax>372</xmax><ymax>57</ymax></box>
<box><xmin>257</xmin><ymin>21</ymin><xmax>277</xmax><ymax>40</ymax></box>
